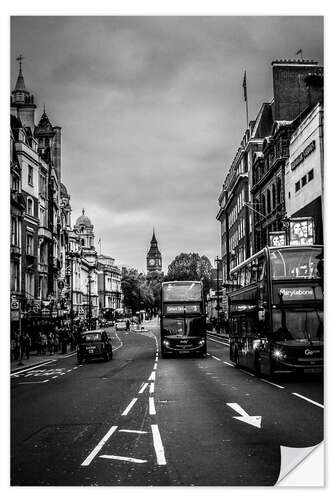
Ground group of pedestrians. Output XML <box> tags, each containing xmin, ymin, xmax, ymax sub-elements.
<box><xmin>11</xmin><ymin>322</ymin><xmax>83</xmax><ymax>364</ymax></box>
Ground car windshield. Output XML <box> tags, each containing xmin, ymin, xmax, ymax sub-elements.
<box><xmin>162</xmin><ymin>317</ymin><xmax>205</xmax><ymax>337</ymax></box>
<box><xmin>162</xmin><ymin>282</ymin><xmax>202</xmax><ymax>302</ymax></box>
<box><xmin>81</xmin><ymin>333</ymin><xmax>101</xmax><ymax>342</ymax></box>
<box><xmin>272</xmin><ymin>309</ymin><xmax>323</xmax><ymax>341</ymax></box>
<box><xmin>270</xmin><ymin>248</ymin><xmax>323</xmax><ymax>279</ymax></box>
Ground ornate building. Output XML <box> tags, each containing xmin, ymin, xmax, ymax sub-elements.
<box><xmin>146</xmin><ymin>229</ymin><xmax>162</xmax><ymax>274</ymax></box>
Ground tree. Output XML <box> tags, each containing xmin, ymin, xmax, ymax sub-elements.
<box><xmin>121</xmin><ymin>268</ymin><xmax>156</xmax><ymax>316</ymax></box>
<box><xmin>166</xmin><ymin>253</ymin><xmax>213</xmax><ymax>296</ymax></box>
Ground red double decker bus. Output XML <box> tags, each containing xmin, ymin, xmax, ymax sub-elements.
<box><xmin>160</xmin><ymin>281</ymin><xmax>207</xmax><ymax>357</ymax></box>
<box><xmin>228</xmin><ymin>246</ymin><xmax>323</xmax><ymax>377</ymax></box>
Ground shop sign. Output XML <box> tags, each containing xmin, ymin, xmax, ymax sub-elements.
<box><xmin>269</xmin><ymin>231</ymin><xmax>286</xmax><ymax>247</ymax></box>
<box><xmin>291</xmin><ymin>140</ymin><xmax>316</xmax><ymax>170</ymax></box>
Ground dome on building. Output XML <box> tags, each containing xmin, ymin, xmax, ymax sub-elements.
<box><xmin>60</xmin><ymin>182</ymin><xmax>69</xmax><ymax>197</ymax></box>
<box><xmin>75</xmin><ymin>209</ymin><xmax>92</xmax><ymax>228</ymax></box>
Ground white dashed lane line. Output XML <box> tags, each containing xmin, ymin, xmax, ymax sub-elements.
<box><xmin>148</xmin><ymin>371</ymin><xmax>156</xmax><ymax>381</ymax></box>
<box><xmin>260</xmin><ymin>378</ymin><xmax>284</xmax><ymax>389</ymax></box>
<box><xmin>149</xmin><ymin>397</ymin><xmax>156</xmax><ymax>415</ymax></box>
<box><xmin>81</xmin><ymin>426</ymin><xmax>118</xmax><ymax>467</ymax></box>
<box><xmin>292</xmin><ymin>392</ymin><xmax>324</xmax><ymax>409</ymax></box>
<box><xmin>138</xmin><ymin>383</ymin><xmax>148</xmax><ymax>394</ymax></box>
<box><xmin>121</xmin><ymin>398</ymin><xmax>138</xmax><ymax>416</ymax></box>
<box><xmin>99</xmin><ymin>455</ymin><xmax>147</xmax><ymax>464</ymax></box>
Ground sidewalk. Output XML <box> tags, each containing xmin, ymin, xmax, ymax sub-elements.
<box><xmin>10</xmin><ymin>349</ymin><xmax>76</xmax><ymax>373</ymax></box>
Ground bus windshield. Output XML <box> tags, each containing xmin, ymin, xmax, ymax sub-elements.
<box><xmin>162</xmin><ymin>317</ymin><xmax>205</xmax><ymax>337</ymax></box>
<box><xmin>270</xmin><ymin>248</ymin><xmax>323</xmax><ymax>279</ymax></box>
<box><xmin>162</xmin><ymin>282</ymin><xmax>202</xmax><ymax>302</ymax></box>
<box><xmin>272</xmin><ymin>308</ymin><xmax>323</xmax><ymax>341</ymax></box>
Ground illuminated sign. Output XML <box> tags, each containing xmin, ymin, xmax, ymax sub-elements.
<box><xmin>290</xmin><ymin>217</ymin><xmax>314</xmax><ymax>246</ymax></box>
<box><xmin>165</xmin><ymin>304</ymin><xmax>200</xmax><ymax>314</ymax></box>
<box><xmin>291</xmin><ymin>140</ymin><xmax>316</xmax><ymax>170</ymax></box>
<box><xmin>269</xmin><ymin>231</ymin><xmax>286</xmax><ymax>247</ymax></box>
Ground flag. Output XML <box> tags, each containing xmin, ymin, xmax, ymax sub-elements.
<box><xmin>242</xmin><ymin>71</ymin><xmax>247</xmax><ymax>102</ymax></box>
<box><xmin>296</xmin><ymin>49</ymin><xmax>303</xmax><ymax>58</ymax></box>
<box><xmin>98</xmin><ymin>237</ymin><xmax>101</xmax><ymax>244</ymax></box>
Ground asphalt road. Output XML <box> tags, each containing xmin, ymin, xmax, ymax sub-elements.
<box><xmin>11</xmin><ymin>319</ymin><xmax>323</xmax><ymax>486</ymax></box>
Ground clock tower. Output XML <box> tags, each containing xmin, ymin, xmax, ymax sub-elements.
<box><xmin>146</xmin><ymin>229</ymin><xmax>162</xmax><ymax>274</ymax></box>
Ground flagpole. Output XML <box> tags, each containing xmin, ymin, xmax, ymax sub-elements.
<box><xmin>243</xmin><ymin>70</ymin><xmax>249</xmax><ymax>128</ymax></box>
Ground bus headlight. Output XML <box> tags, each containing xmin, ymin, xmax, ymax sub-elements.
<box><xmin>163</xmin><ymin>340</ymin><xmax>170</xmax><ymax>347</ymax></box>
<box><xmin>272</xmin><ymin>348</ymin><xmax>286</xmax><ymax>360</ymax></box>
<box><xmin>198</xmin><ymin>339</ymin><xmax>205</xmax><ymax>345</ymax></box>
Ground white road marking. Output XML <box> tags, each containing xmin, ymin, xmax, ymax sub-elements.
<box><xmin>148</xmin><ymin>371</ymin><xmax>156</xmax><ymax>381</ymax></box>
<box><xmin>81</xmin><ymin>425</ymin><xmax>118</xmax><ymax>466</ymax></box>
<box><xmin>210</xmin><ymin>355</ymin><xmax>221</xmax><ymax>361</ymax></box>
<box><xmin>149</xmin><ymin>397</ymin><xmax>156</xmax><ymax>415</ymax></box>
<box><xmin>260</xmin><ymin>378</ymin><xmax>284</xmax><ymax>389</ymax></box>
<box><xmin>292</xmin><ymin>393</ymin><xmax>324</xmax><ymax>409</ymax></box>
<box><xmin>99</xmin><ymin>455</ymin><xmax>147</xmax><ymax>464</ymax></box>
<box><xmin>121</xmin><ymin>398</ymin><xmax>138</xmax><ymax>416</ymax></box>
<box><xmin>151</xmin><ymin>424</ymin><xmax>167</xmax><ymax>465</ymax></box>
<box><xmin>67</xmin><ymin>369</ymin><xmax>73</xmax><ymax>372</ymax></box>
<box><xmin>227</xmin><ymin>403</ymin><xmax>262</xmax><ymax>429</ymax></box>
<box><xmin>207</xmin><ymin>336</ymin><xmax>229</xmax><ymax>346</ymax></box>
<box><xmin>63</xmin><ymin>352</ymin><xmax>77</xmax><ymax>358</ymax></box>
<box><xmin>10</xmin><ymin>359</ymin><xmax>56</xmax><ymax>376</ymax></box>
<box><xmin>113</xmin><ymin>332</ymin><xmax>124</xmax><ymax>351</ymax></box>
<box><xmin>149</xmin><ymin>382</ymin><xmax>155</xmax><ymax>394</ymax></box>
<box><xmin>224</xmin><ymin>361</ymin><xmax>235</xmax><ymax>367</ymax></box>
<box><xmin>240</xmin><ymin>369</ymin><xmax>255</xmax><ymax>377</ymax></box>
<box><xmin>51</xmin><ymin>376</ymin><xmax>58</xmax><ymax>379</ymax></box>
<box><xmin>138</xmin><ymin>383</ymin><xmax>148</xmax><ymax>394</ymax></box>
<box><xmin>153</xmin><ymin>363</ymin><xmax>157</xmax><ymax>370</ymax></box>
<box><xmin>19</xmin><ymin>379</ymin><xmax>49</xmax><ymax>385</ymax></box>
<box><xmin>119</xmin><ymin>429</ymin><xmax>148</xmax><ymax>434</ymax></box>
<box><xmin>73</xmin><ymin>367</ymin><xmax>78</xmax><ymax>370</ymax></box>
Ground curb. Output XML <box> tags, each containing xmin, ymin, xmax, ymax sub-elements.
<box><xmin>10</xmin><ymin>351</ymin><xmax>77</xmax><ymax>374</ymax></box>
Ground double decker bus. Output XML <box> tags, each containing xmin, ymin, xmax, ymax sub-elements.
<box><xmin>228</xmin><ymin>245</ymin><xmax>323</xmax><ymax>377</ymax></box>
<box><xmin>160</xmin><ymin>281</ymin><xmax>207</xmax><ymax>357</ymax></box>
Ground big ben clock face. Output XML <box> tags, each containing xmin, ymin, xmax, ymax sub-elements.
<box><xmin>149</xmin><ymin>258</ymin><xmax>155</xmax><ymax>266</ymax></box>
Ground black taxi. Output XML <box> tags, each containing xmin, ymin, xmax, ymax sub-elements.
<box><xmin>77</xmin><ymin>330</ymin><xmax>113</xmax><ymax>363</ymax></box>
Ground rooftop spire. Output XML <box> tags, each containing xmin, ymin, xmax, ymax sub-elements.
<box><xmin>14</xmin><ymin>54</ymin><xmax>27</xmax><ymax>93</ymax></box>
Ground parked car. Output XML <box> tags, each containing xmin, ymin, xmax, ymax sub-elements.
<box><xmin>77</xmin><ymin>330</ymin><xmax>113</xmax><ymax>363</ymax></box>
<box><xmin>115</xmin><ymin>320</ymin><xmax>127</xmax><ymax>331</ymax></box>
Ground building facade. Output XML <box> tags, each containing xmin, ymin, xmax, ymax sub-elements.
<box><xmin>285</xmin><ymin>103</ymin><xmax>323</xmax><ymax>245</ymax></box>
<box><xmin>97</xmin><ymin>255</ymin><xmax>122</xmax><ymax>318</ymax></box>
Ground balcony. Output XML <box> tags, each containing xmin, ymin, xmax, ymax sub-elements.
<box><xmin>38</xmin><ymin>226</ymin><xmax>52</xmax><ymax>240</ymax></box>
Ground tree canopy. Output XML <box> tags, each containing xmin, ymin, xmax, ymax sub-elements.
<box><xmin>166</xmin><ymin>253</ymin><xmax>213</xmax><ymax>295</ymax></box>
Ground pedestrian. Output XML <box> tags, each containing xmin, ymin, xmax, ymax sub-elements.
<box><xmin>13</xmin><ymin>331</ymin><xmax>21</xmax><ymax>360</ymax></box>
<box><xmin>48</xmin><ymin>331</ymin><xmax>55</xmax><ymax>355</ymax></box>
<box><xmin>21</xmin><ymin>332</ymin><xmax>31</xmax><ymax>360</ymax></box>
<box><xmin>11</xmin><ymin>336</ymin><xmax>16</xmax><ymax>361</ymax></box>
<box><xmin>41</xmin><ymin>332</ymin><xmax>48</xmax><ymax>354</ymax></box>
<box><xmin>54</xmin><ymin>331</ymin><xmax>59</xmax><ymax>353</ymax></box>
<box><xmin>36</xmin><ymin>331</ymin><xmax>42</xmax><ymax>355</ymax></box>
<box><xmin>126</xmin><ymin>319</ymin><xmax>130</xmax><ymax>332</ymax></box>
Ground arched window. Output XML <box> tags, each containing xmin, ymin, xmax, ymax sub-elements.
<box><xmin>267</xmin><ymin>189</ymin><xmax>271</xmax><ymax>214</ymax></box>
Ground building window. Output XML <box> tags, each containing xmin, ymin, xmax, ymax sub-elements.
<box><xmin>11</xmin><ymin>175</ymin><xmax>19</xmax><ymax>192</ymax></box>
<box><xmin>25</xmin><ymin>272</ymin><xmax>35</xmax><ymax>298</ymax></box>
<box><xmin>295</xmin><ymin>181</ymin><xmax>301</xmax><ymax>192</ymax></box>
<box><xmin>11</xmin><ymin>261</ymin><xmax>20</xmax><ymax>292</ymax></box>
<box><xmin>28</xmin><ymin>166</ymin><xmax>33</xmax><ymax>186</ymax></box>
<box><xmin>39</xmin><ymin>174</ymin><xmax>46</xmax><ymax>197</ymax></box>
<box><xmin>272</xmin><ymin>184</ymin><xmax>276</xmax><ymax>209</ymax></box>
<box><xmin>277</xmin><ymin>178</ymin><xmax>281</xmax><ymax>204</ymax></box>
<box><xmin>40</xmin><ymin>206</ymin><xmax>46</xmax><ymax>226</ymax></box>
<box><xmin>261</xmin><ymin>194</ymin><xmax>266</xmax><ymax>216</ymax></box>
<box><xmin>26</xmin><ymin>233</ymin><xmax>34</xmax><ymax>255</ymax></box>
<box><xmin>308</xmin><ymin>169</ymin><xmax>314</xmax><ymax>181</ymax></box>
<box><xmin>267</xmin><ymin>189</ymin><xmax>271</xmax><ymax>214</ymax></box>
<box><xmin>11</xmin><ymin>217</ymin><xmax>18</xmax><ymax>246</ymax></box>
<box><xmin>27</xmin><ymin>198</ymin><xmax>33</xmax><ymax>216</ymax></box>
<box><xmin>301</xmin><ymin>175</ymin><xmax>307</xmax><ymax>187</ymax></box>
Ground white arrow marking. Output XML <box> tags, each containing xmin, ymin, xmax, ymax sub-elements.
<box><xmin>227</xmin><ymin>403</ymin><xmax>262</xmax><ymax>429</ymax></box>
<box><xmin>99</xmin><ymin>455</ymin><xmax>147</xmax><ymax>464</ymax></box>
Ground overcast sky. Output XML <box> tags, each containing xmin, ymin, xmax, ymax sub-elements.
<box><xmin>11</xmin><ymin>16</ymin><xmax>323</xmax><ymax>272</ymax></box>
